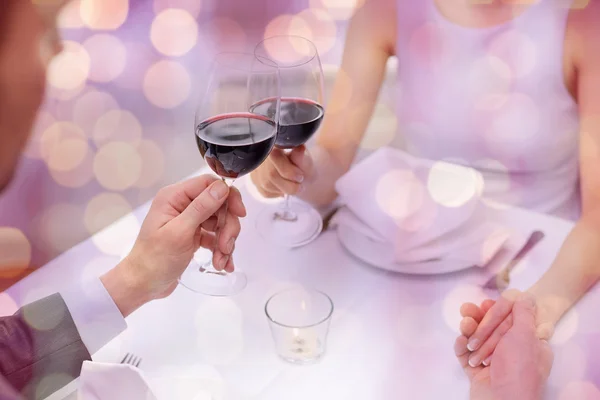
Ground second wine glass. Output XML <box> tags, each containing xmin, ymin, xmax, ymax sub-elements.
<box><xmin>252</xmin><ymin>35</ymin><xmax>326</xmax><ymax>248</ymax></box>
<box><xmin>179</xmin><ymin>52</ymin><xmax>280</xmax><ymax>296</ymax></box>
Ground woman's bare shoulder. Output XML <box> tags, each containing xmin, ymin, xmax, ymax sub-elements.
<box><xmin>566</xmin><ymin>1</ymin><xmax>600</xmax><ymax>65</ymax></box>
<box><xmin>351</xmin><ymin>0</ymin><xmax>397</xmax><ymax>55</ymax></box>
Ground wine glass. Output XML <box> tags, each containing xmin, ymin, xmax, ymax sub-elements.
<box><xmin>179</xmin><ymin>52</ymin><xmax>280</xmax><ymax>296</ymax></box>
<box><xmin>252</xmin><ymin>36</ymin><xmax>326</xmax><ymax>248</ymax></box>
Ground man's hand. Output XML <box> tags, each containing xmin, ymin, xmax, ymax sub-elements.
<box><xmin>455</xmin><ymin>293</ymin><xmax>554</xmax><ymax>400</ymax></box>
<box><xmin>100</xmin><ymin>175</ymin><xmax>246</xmax><ymax>316</ymax></box>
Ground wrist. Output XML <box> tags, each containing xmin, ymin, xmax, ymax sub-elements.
<box><xmin>300</xmin><ymin>146</ymin><xmax>342</xmax><ymax>206</ymax></box>
<box><xmin>494</xmin><ymin>382</ymin><xmax>543</xmax><ymax>400</ymax></box>
<box><xmin>470</xmin><ymin>385</ymin><xmax>494</xmax><ymax>400</ymax></box>
<box><xmin>527</xmin><ymin>286</ymin><xmax>565</xmax><ymax>321</ymax></box>
<box><xmin>526</xmin><ymin>287</ymin><xmax>566</xmax><ymax>339</ymax></box>
<box><xmin>100</xmin><ymin>256</ymin><xmax>152</xmax><ymax>318</ymax></box>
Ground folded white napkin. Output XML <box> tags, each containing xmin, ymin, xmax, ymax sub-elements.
<box><xmin>78</xmin><ymin>361</ymin><xmax>157</xmax><ymax>400</ymax></box>
<box><xmin>78</xmin><ymin>361</ymin><xmax>215</xmax><ymax>400</ymax></box>
<box><xmin>334</xmin><ymin>148</ymin><xmax>511</xmax><ymax>273</ymax></box>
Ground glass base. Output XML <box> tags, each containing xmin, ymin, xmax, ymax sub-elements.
<box><xmin>279</xmin><ymin>352</ymin><xmax>325</xmax><ymax>365</ymax></box>
<box><xmin>255</xmin><ymin>200</ymin><xmax>323</xmax><ymax>248</ymax></box>
<box><xmin>179</xmin><ymin>259</ymin><xmax>247</xmax><ymax>296</ymax></box>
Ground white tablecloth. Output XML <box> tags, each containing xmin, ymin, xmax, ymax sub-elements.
<box><xmin>7</xmin><ymin>175</ymin><xmax>600</xmax><ymax>400</ymax></box>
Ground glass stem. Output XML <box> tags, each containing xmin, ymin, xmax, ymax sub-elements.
<box><xmin>278</xmin><ymin>194</ymin><xmax>298</xmax><ymax>222</ymax></box>
<box><xmin>201</xmin><ymin>178</ymin><xmax>232</xmax><ymax>274</ymax></box>
<box><xmin>283</xmin><ymin>194</ymin><xmax>292</xmax><ymax>211</ymax></box>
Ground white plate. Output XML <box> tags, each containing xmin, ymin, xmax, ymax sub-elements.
<box><xmin>336</xmin><ymin>223</ymin><xmax>509</xmax><ymax>275</ymax></box>
<box><xmin>335</xmin><ymin>148</ymin><xmax>484</xmax><ymax>253</ymax></box>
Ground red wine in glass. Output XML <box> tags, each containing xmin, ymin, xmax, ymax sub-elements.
<box><xmin>250</xmin><ymin>97</ymin><xmax>324</xmax><ymax>149</ymax></box>
<box><xmin>181</xmin><ymin>51</ymin><xmax>280</xmax><ymax>297</ymax></box>
<box><xmin>196</xmin><ymin>113</ymin><xmax>277</xmax><ymax>179</ymax></box>
<box><xmin>253</xmin><ymin>35</ymin><xmax>325</xmax><ymax>248</ymax></box>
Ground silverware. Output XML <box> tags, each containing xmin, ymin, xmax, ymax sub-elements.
<box><xmin>120</xmin><ymin>353</ymin><xmax>142</xmax><ymax>368</ymax></box>
<box><xmin>483</xmin><ymin>230</ymin><xmax>545</xmax><ymax>292</ymax></box>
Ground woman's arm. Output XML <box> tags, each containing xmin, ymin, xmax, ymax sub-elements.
<box><xmin>462</xmin><ymin>4</ymin><xmax>600</xmax><ymax>366</ymax></box>
<box><xmin>250</xmin><ymin>0</ymin><xmax>396</xmax><ymax>206</ymax></box>
<box><xmin>527</xmin><ymin>3</ymin><xmax>600</xmax><ymax>334</ymax></box>
<box><xmin>303</xmin><ymin>0</ymin><xmax>396</xmax><ymax>205</ymax></box>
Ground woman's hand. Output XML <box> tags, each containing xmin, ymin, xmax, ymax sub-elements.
<box><xmin>455</xmin><ymin>299</ymin><xmax>497</xmax><ymax>400</ymax></box>
<box><xmin>250</xmin><ymin>145</ymin><xmax>315</xmax><ymax>198</ymax></box>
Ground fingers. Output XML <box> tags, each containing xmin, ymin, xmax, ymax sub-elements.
<box><xmin>267</xmin><ymin>156</ymin><xmax>302</xmax><ymax>195</ymax></box>
<box><xmin>536</xmin><ymin>323</ymin><xmax>555</xmax><ymax>341</ymax></box>
<box><xmin>455</xmin><ymin>336</ymin><xmax>484</xmax><ymax>381</ymax></box>
<box><xmin>511</xmin><ymin>293</ymin><xmax>537</xmax><ymax>332</ymax></box>
<box><xmin>181</xmin><ymin>182</ymin><xmax>241</xmax><ymax>273</ymax></box>
<box><xmin>460</xmin><ymin>317</ymin><xmax>479</xmax><ymax>338</ymax></box>
<box><xmin>457</xmin><ymin>302</ymin><xmax>486</xmax><ymax>356</ymax></box>
<box><xmin>271</xmin><ymin>148</ymin><xmax>305</xmax><ymax>183</ymax></box>
<box><xmin>200</xmin><ymin>204</ymin><xmax>242</xmax><ymax>239</ymax></box>
<box><xmin>250</xmin><ymin>148</ymin><xmax>312</xmax><ymax>198</ymax></box>
<box><xmin>216</xmin><ymin>211</ymin><xmax>241</xmax><ymax>256</ymax></box>
<box><xmin>459</xmin><ymin>300</ymin><xmax>496</xmax><ymax>338</ymax></box>
<box><xmin>227</xmin><ymin>186</ymin><xmax>246</xmax><ymax>217</ymax></box>
<box><xmin>269</xmin><ymin>173</ymin><xmax>302</xmax><ymax>195</ymax></box>
<box><xmin>172</xmin><ymin>180</ymin><xmax>229</xmax><ymax>231</ymax></box>
<box><xmin>201</xmin><ymin>216</ymin><xmax>218</xmax><ymax>232</ymax></box>
<box><xmin>455</xmin><ymin>335</ymin><xmax>470</xmax><ymax>358</ymax></box>
<box><xmin>158</xmin><ymin>175</ymin><xmax>220</xmax><ymax>214</ymax></box>
<box><xmin>178</xmin><ymin>174</ymin><xmax>221</xmax><ymax>204</ymax></box>
<box><xmin>468</xmin><ymin>313</ymin><xmax>513</xmax><ymax>367</ymax></box>
<box><xmin>482</xmin><ymin>356</ymin><xmax>492</xmax><ymax>367</ymax></box>
<box><xmin>223</xmin><ymin>256</ymin><xmax>235</xmax><ymax>273</ymax></box>
<box><xmin>254</xmin><ymin>178</ymin><xmax>285</xmax><ymax>198</ymax></box>
<box><xmin>481</xmin><ymin>299</ymin><xmax>496</xmax><ymax>313</ymax></box>
<box><xmin>459</xmin><ymin>299</ymin><xmax>495</xmax><ymax>323</ymax></box>
<box><xmin>259</xmin><ymin>186</ymin><xmax>284</xmax><ymax>198</ymax></box>
<box><xmin>457</xmin><ymin>299</ymin><xmax>501</xmax><ymax>368</ymax></box>
<box><xmin>197</xmin><ymin>232</ymin><xmax>235</xmax><ymax>275</ymax></box>
<box><xmin>198</xmin><ymin>230</ymin><xmax>216</xmax><ymax>250</ymax></box>
<box><xmin>212</xmin><ymin>250</ymin><xmax>230</xmax><ymax>271</ymax></box>
<box><xmin>460</xmin><ymin>302</ymin><xmax>487</xmax><ymax>323</ymax></box>
<box><xmin>467</xmin><ymin>290</ymin><xmax>519</xmax><ymax>352</ymax></box>
<box><xmin>251</xmin><ymin>162</ymin><xmax>300</xmax><ymax>197</ymax></box>
<box><xmin>289</xmin><ymin>145</ymin><xmax>314</xmax><ymax>177</ymax></box>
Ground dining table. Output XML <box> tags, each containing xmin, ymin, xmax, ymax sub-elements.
<box><xmin>5</xmin><ymin>171</ymin><xmax>600</xmax><ymax>400</ymax></box>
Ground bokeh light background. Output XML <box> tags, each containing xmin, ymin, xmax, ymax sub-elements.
<box><xmin>0</xmin><ymin>3</ymin><xmax>598</xmax><ymax>397</ymax></box>
<box><xmin>0</xmin><ymin>0</ymin><xmax>396</xmax><ymax>288</ymax></box>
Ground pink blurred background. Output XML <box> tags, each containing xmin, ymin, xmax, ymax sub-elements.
<box><xmin>0</xmin><ymin>0</ymin><xmax>377</xmax><ymax>287</ymax></box>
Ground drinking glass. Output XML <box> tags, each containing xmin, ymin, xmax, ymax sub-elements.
<box><xmin>179</xmin><ymin>53</ymin><xmax>280</xmax><ymax>296</ymax></box>
<box><xmin>253</xmin><ymin>36</ymin><xmax>326</xmax><ymax>248</ymax></box>
<box><xmin>265</xmin><ymin>288</ymin><xmax>334</xmax><ymax>364</ymax></box>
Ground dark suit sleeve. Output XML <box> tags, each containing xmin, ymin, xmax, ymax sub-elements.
<box><xmin>0</xmin><ymin>293</ymin><xmax>91</xmax><ymax>400</ymax></box>
<box><xmin>0</xmin><ymin>375</ymin><xmax>21</xmax><ymax>400</ymax></box>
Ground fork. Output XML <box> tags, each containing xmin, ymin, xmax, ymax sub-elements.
<box><xmin>120</xmin><ymin>353</ymin><xmax>142</xmax><ymax>368</ymax></box>
<box><xmin>483</xmin><ymin>230</ymin><xmax>545</xmax><ymax>292</ymax></box>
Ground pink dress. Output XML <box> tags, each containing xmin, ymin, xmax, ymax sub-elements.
<box><xmin>393</xmin><ymin>0</ymin><xmax>580</xmax><ymax>220</ymax></box>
